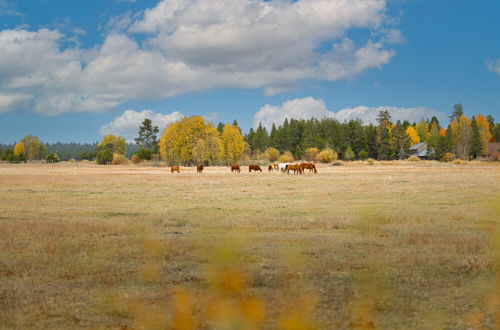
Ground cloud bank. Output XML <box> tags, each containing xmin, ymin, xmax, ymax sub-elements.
<box><xmin>100</xmin><ymin>109</ymin><xmax>184</xmax><ymax>141</ymax></box>
<box><xmin>0</xmin><ymin>0</ymin><xmax>399</xmax><ymax>115</ymax></box>
<box><xmin>254</xmin><ymin>97</ymin><xmax>447</xmax><ymax>129</ymax></box>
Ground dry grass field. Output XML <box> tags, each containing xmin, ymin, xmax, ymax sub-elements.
<box><xmin>1</xmin><ymin>161</ymin><xmax>500</xmax><ymax>329</ymax></box>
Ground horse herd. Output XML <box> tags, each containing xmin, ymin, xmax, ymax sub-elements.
<box><xmin>171</xmin><ymin>163</ymin><xmax>317</xmax><ymax>175</ymax></box>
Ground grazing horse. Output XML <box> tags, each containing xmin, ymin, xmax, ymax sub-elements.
<box><xmin>231</xmin><ymin>164</ymin><xmax>241</xmax><ymax>173</ymax></box>
<box><xmin>286</xmin><ymin>164</ymin><xmax>302</xmax><ymax>175</ymax></box>
<box><xmin>268</xmin><ymin>165</ymin><xmax>273</xmax><ymax>172</ymax></box>
<box><xmin>300</xmin><ymin>162</ymin><xmax>317</xmax><ymax>174</ymax></box>
<box><xmin>278</xmin><ymin>163</ymin><xmax>290</xmax><ymax>173</ymax></box>
<box><xmin>249</xmin><ymin>165</ymin><xmax>262</xmax><ymax>172</ymax></box>
<box><xmin>273</xmin><ymin>163</ymin><xmax>278</xmax><ymax>170</ymax></box>
<box><xmin>171</xmin><ymin>166</ymin><xmax>180</xmax><ymax>173</ymax></box>
<box><xmin>196</xmin><ymin>165</ymin><xmax>204</xmax><ymax>173</ymax></box>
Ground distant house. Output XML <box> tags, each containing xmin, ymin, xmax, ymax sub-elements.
<box><xmin>488</xmin><ymin>142</ymin><xmax>500</xmax><ymax>160</ymax></box>
<box><xmin>408</xmin><ymin>142</ymin><xmax>428</xmax><ymax>159</ymax></box>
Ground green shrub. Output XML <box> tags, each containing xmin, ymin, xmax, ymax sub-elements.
<box><xmin>358</xmin><ymin>149</ymin><xmax>368</xmax><ymax>160</ymax></box>
<box><xmin>367</xmin><ymin>158</ymin><xmax>375</xmax><ymax>165</ymax></box>
<box><xmin>46</xmin><ymin>153</ymin><xmax>60</xmax><ymax>163</ymax></box>
<box><xmin>96</xmin><ymin>149</ymin><xmax>113</xmax><ymax>165</ymax></box>
<box><xmin>343</xmin><ymin>146</ymin><xmax>355</xmax><ymax>161</ymax></box>
<box><xmin>136</xmin><ymin>148</ymin><xmax>153</xmax><ymax>161</ymax></box>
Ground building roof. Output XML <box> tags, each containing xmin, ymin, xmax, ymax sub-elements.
<box><xmin>409</xmin><ymin>142</ymin><xmax>427</xmax><ymax>151</ymax></box>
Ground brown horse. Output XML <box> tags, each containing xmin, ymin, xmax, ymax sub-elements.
<box><xmin>249</xmin><ymin>165</ymin><xmax>262</xmax><ymax>172</ymax></box>
<box><xmin>231</xmin><ymin>164</ymin><xmax>241</xmax><ymax>173</ymax></box>
<box><xmin>300</xmin><ymin>162</ymin><xmax>317</xmax><ymax>173</ymax></box>
<box><xmin>286</xmin><ymin>164</ymin><xmax>302</xmax><ymax>175</ymax></box>
<box><xmin>268</xmin><ymin>165</ymin><xmax>273</xmax><ymax>172</ymax></box>
<box><xmin>171</xmin><ymin>166</ymin><xmax>180</xmax><ymax>173</ymax></box>
<box><xmin>196</xmin><ymin>165</ymin><xmax>204</xmax><ymax>173</ymax></box>
<box><xmin>273</xmin><ymin>163</ymin><xmax>278</xmax><ymax>170</ymax></box>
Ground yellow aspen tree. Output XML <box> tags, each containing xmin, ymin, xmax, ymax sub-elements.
<box><xmin>476</xmin><ymin>115</ymin><xmax>490</xmax><ymax>155</ymax></box>
<box><xmin>415</xmin><ymin>120</ymin><xmax>430</xmax><ymax>142</ymax></box>
<box><xmin>14</xmin><ymin>142</ymin><xmax>25</xmax><ymax>156</ymax></box>
<box><xmin>221</xmin><ymin>124</ymin><xmax>245</xmax><ymax>163</ymax></box>
<box><xmin>98</xmin><ymin>135</ymin><xmax>126</xmax><ymax>155</ymax></box>
<box><xmin>204</xmin><ymin>124</ymin><xmax>223</xmax><ymax>165</ymax></box>
<box><xmin>405</xmin><ymin>126</ymin><xmax>420</xmax><ymax>145</ymax></box>
<box><xmin>159</xmin><ymin>116</ymin><xmax>207</xmax><ymax>165</ymax></box>
<box><xmin>439</xmin><ymin>128</ymin><xmax>447</xmax><ymax>137</ymax></box>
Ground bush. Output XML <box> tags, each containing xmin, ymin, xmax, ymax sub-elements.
<box><xmin>407</xmin><ymin>155</ymin><xmax>421</xmax><ymax>162</ymax></box>
<box><xmin>304</xmin><ymin>147</ymin><xmax>319</xmax><ymax>162</ymax></box>
<box><xmin>332</xmin><ymin>160</ymin><xmax>343</xmax><ymax>166</ymax></box>
<box><xmin>264</xmin><ymin>147</ymin><xmax>280</xmax><ymax>162</ymax></box>
<box><xmin>343</xmin><ymin>146</ymin><xmax>355</xmax><ymax>161</ymax></box>
<box><xmin>442</xmin><ymin>152</ymin><xmax>455</xmax><ymax>162</ymax></box>
<box><xmin>358</xmin><ymin>149</ymin><xmax>368</xmax><ymax>160</ymax></box>
<box><xmin>317</xmin><ymin>148</ymin><xmax>337</xmax><ymax>164</ymax></box>
<box><xmin>69</xmin><ymin>159</ymin><xmax>76</xmax><ymax>163</ymax></box>
<box><xmin>278</xmin><ymin>151</ymin><xmax>294</xmax><ymax>163</ymax></box>
<box><xmin>367</xmin><ymin>158</ymin><xmax>375</xmax><ymax>165</ymax></box>
<box><xmin>96</xmin><ymin>149</ymin><xmax>113</xmax><ymax>165</ymax></box>
<box><xmin>136</xmin><ymin>148</ymin><xmax>153</xmax><ymax>161</ymax></box>
<box><xmin>112</xmin><ymin>153</ymin><xmax>129</xmax><ymax>165</ymax></box>
<box><xmin>131</xmin><ymin>155</ymin><xmax>140</xmax><ymax>164</ymax></box>
<box><xmin>46</xmin><ymin>153</ymin><xmax>60</xmax><ymax>163</ymax></box>
<box><xmin>453</xmin><ymin>159</ymin><xmax>463</xmax><ymax>165</ymax></box>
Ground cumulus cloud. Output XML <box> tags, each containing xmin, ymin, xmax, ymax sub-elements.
<box><xmin>0</xmin><ymin>0</ymin><xmax>400</xmax><ymax>115</ymax></box>
<box><xmin>99</xmin><ymin>109</ymin><xmax>184</xmax><ymax>141</ymax></box>
<box><xmin>254</xmin><ymin>97</ymin><xmax>447</xmax><ymax>129</ymax></box>
<box><xmin>486</xmin><ymin>59</ymin><xmax>500</xmax><ymax>75</ymax></box>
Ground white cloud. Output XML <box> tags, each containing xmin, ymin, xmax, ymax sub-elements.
<box><xmin>0</xmin><ymin>0</ymin><xmax>400</xmax><ymax>115</ymax></box>
<box><xmin>486</xmin><ymin>59</ymin><xmax>500</xmax><ymax>75</ymax></box>
<box><xmin>254</xmin><ymin>97</ymin><xmax>447</xmax><ymax>129</ymax></box>
<box><xmin>254</xmin><ymin>97</ymin><xmax>335</xmax><ymax>129</ymax></box>
<box><xmin>99</xmin><ymin>109</ymin><xmax>184</xmax><ymax>141</ymax></box>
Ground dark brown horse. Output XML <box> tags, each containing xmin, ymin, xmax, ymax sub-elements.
<box><xmin>286</xmin><ymin>164</ymin><xmax>302</xmax><ymax>175</ymax></box>
<box><xmin>300</xmin><ymin>162</ymin><xmax>317</xmax><ymax>173</ymax></box>
<box><xmin>171</xmin><ymin>166</ymin><xmax>180</xmax><ymax>173</ymax></box>
<box><xmin>268</xmin><ymin>165</ymin><xmax>273</xmax><ymax>172</ymax></box>
<box><xmin>196</xmin><ymin>165</ymin><xmax>204</xmax><ymax>173</ymax></box>
<box><xmin>249</xmin><ymin>165</ymin><xmax>262</xmax><ymax>172</ymax></box>
<box><xmin>231</xmin><ymin>164</ymin><xmax>241</xmax><ymax>173</ymax></box>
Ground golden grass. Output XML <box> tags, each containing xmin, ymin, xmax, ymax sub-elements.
<box><xmin>0</xmin><ymin>161</ymin><xmax>499</xmax><ymax>329</ymax></box>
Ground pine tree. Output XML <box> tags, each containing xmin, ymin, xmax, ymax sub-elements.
<box><xmin>376</xmin><ymin>110</ymin><xmax>392</xmax><ymax>160</ymax></box>
<box><xmin>135</xmin><ymin>118</ymin><xmax>159</xmax><ymax>152</ymax></box>
<box><xmin>450</xmin><ymin>103</ymin><xmax>464</xmax><ymax>122</ymax></box>
<box><xmin>217</xmin><ymin>122</ymin><xmax>225</xmax><ymax>133</ymax></box>
<box><xmin>470</xmin><ymin>116</ymin><xmax>482</xmax><ymax>158</ymax></box>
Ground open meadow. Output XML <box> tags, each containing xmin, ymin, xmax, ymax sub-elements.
<box><xmin>1</xmin><ymin>161</ymin><xmax>500</xmax><ymax>329</ymax></box>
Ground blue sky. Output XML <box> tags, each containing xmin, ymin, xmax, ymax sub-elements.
<box><xmin>0</xmin><ymin>0</ymin><xmax>499</xmax><ymax>143</ymax></box>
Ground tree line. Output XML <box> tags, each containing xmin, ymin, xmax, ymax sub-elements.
<box><xmin>1</xmin><ymin>104</ymin><xmax>499</xmax><ymax>164</ymax></box>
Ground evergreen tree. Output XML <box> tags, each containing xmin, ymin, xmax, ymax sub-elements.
<box><xmin>217</xmin><ymin>122</ymin><xmax>225</xmax><ymax>133</ymax></box>
<box><xmin>232</xmin><ymin>120</ymin><xmax>242</xmax><ymax>134</ymax></box>
<box><xmin>245</xmin><ymin>128</ymin><xmax>256</xmax><ymax>150</ymax></box>
<box><xmin>450</xmin><ymin>103</ymin><xmax>464</xmax><ymax>122</ymax></box>
<box><xmin>269</xmin><ymin>123</ymin><xmax>279</xmax><ymax>149</ymax></box>
<box><xmin>135</xmin><ymin>118</ymin><xmax>159</xmax><ymax>152</ymax></box>
<box><xmin>365</xmin><ymin>124</ymin><xmax>378</xmax><ymax>159</ymax></box>
<box><xmin>376</xmin><ymin>110</ymin><xmax>392</xmax><ymax>160</ymax></box>
<box><xmin>470</xmin><ymin>116</ymin><xmax>482</xmax><ymax>158</ymax></box>
<box><xmin>390</xmin><ymin>121</ymin><xmax>411</xmax><ymax>160</ymax></box>
<box><xmin>427</xmin><ymin>122</ymin><xmax>441</xmax><ymax>159</ymax></box>
<box><xmin>430</xmin><ymin>116</ymin><xmax>440</xmax><ymax>129</ymax></box>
